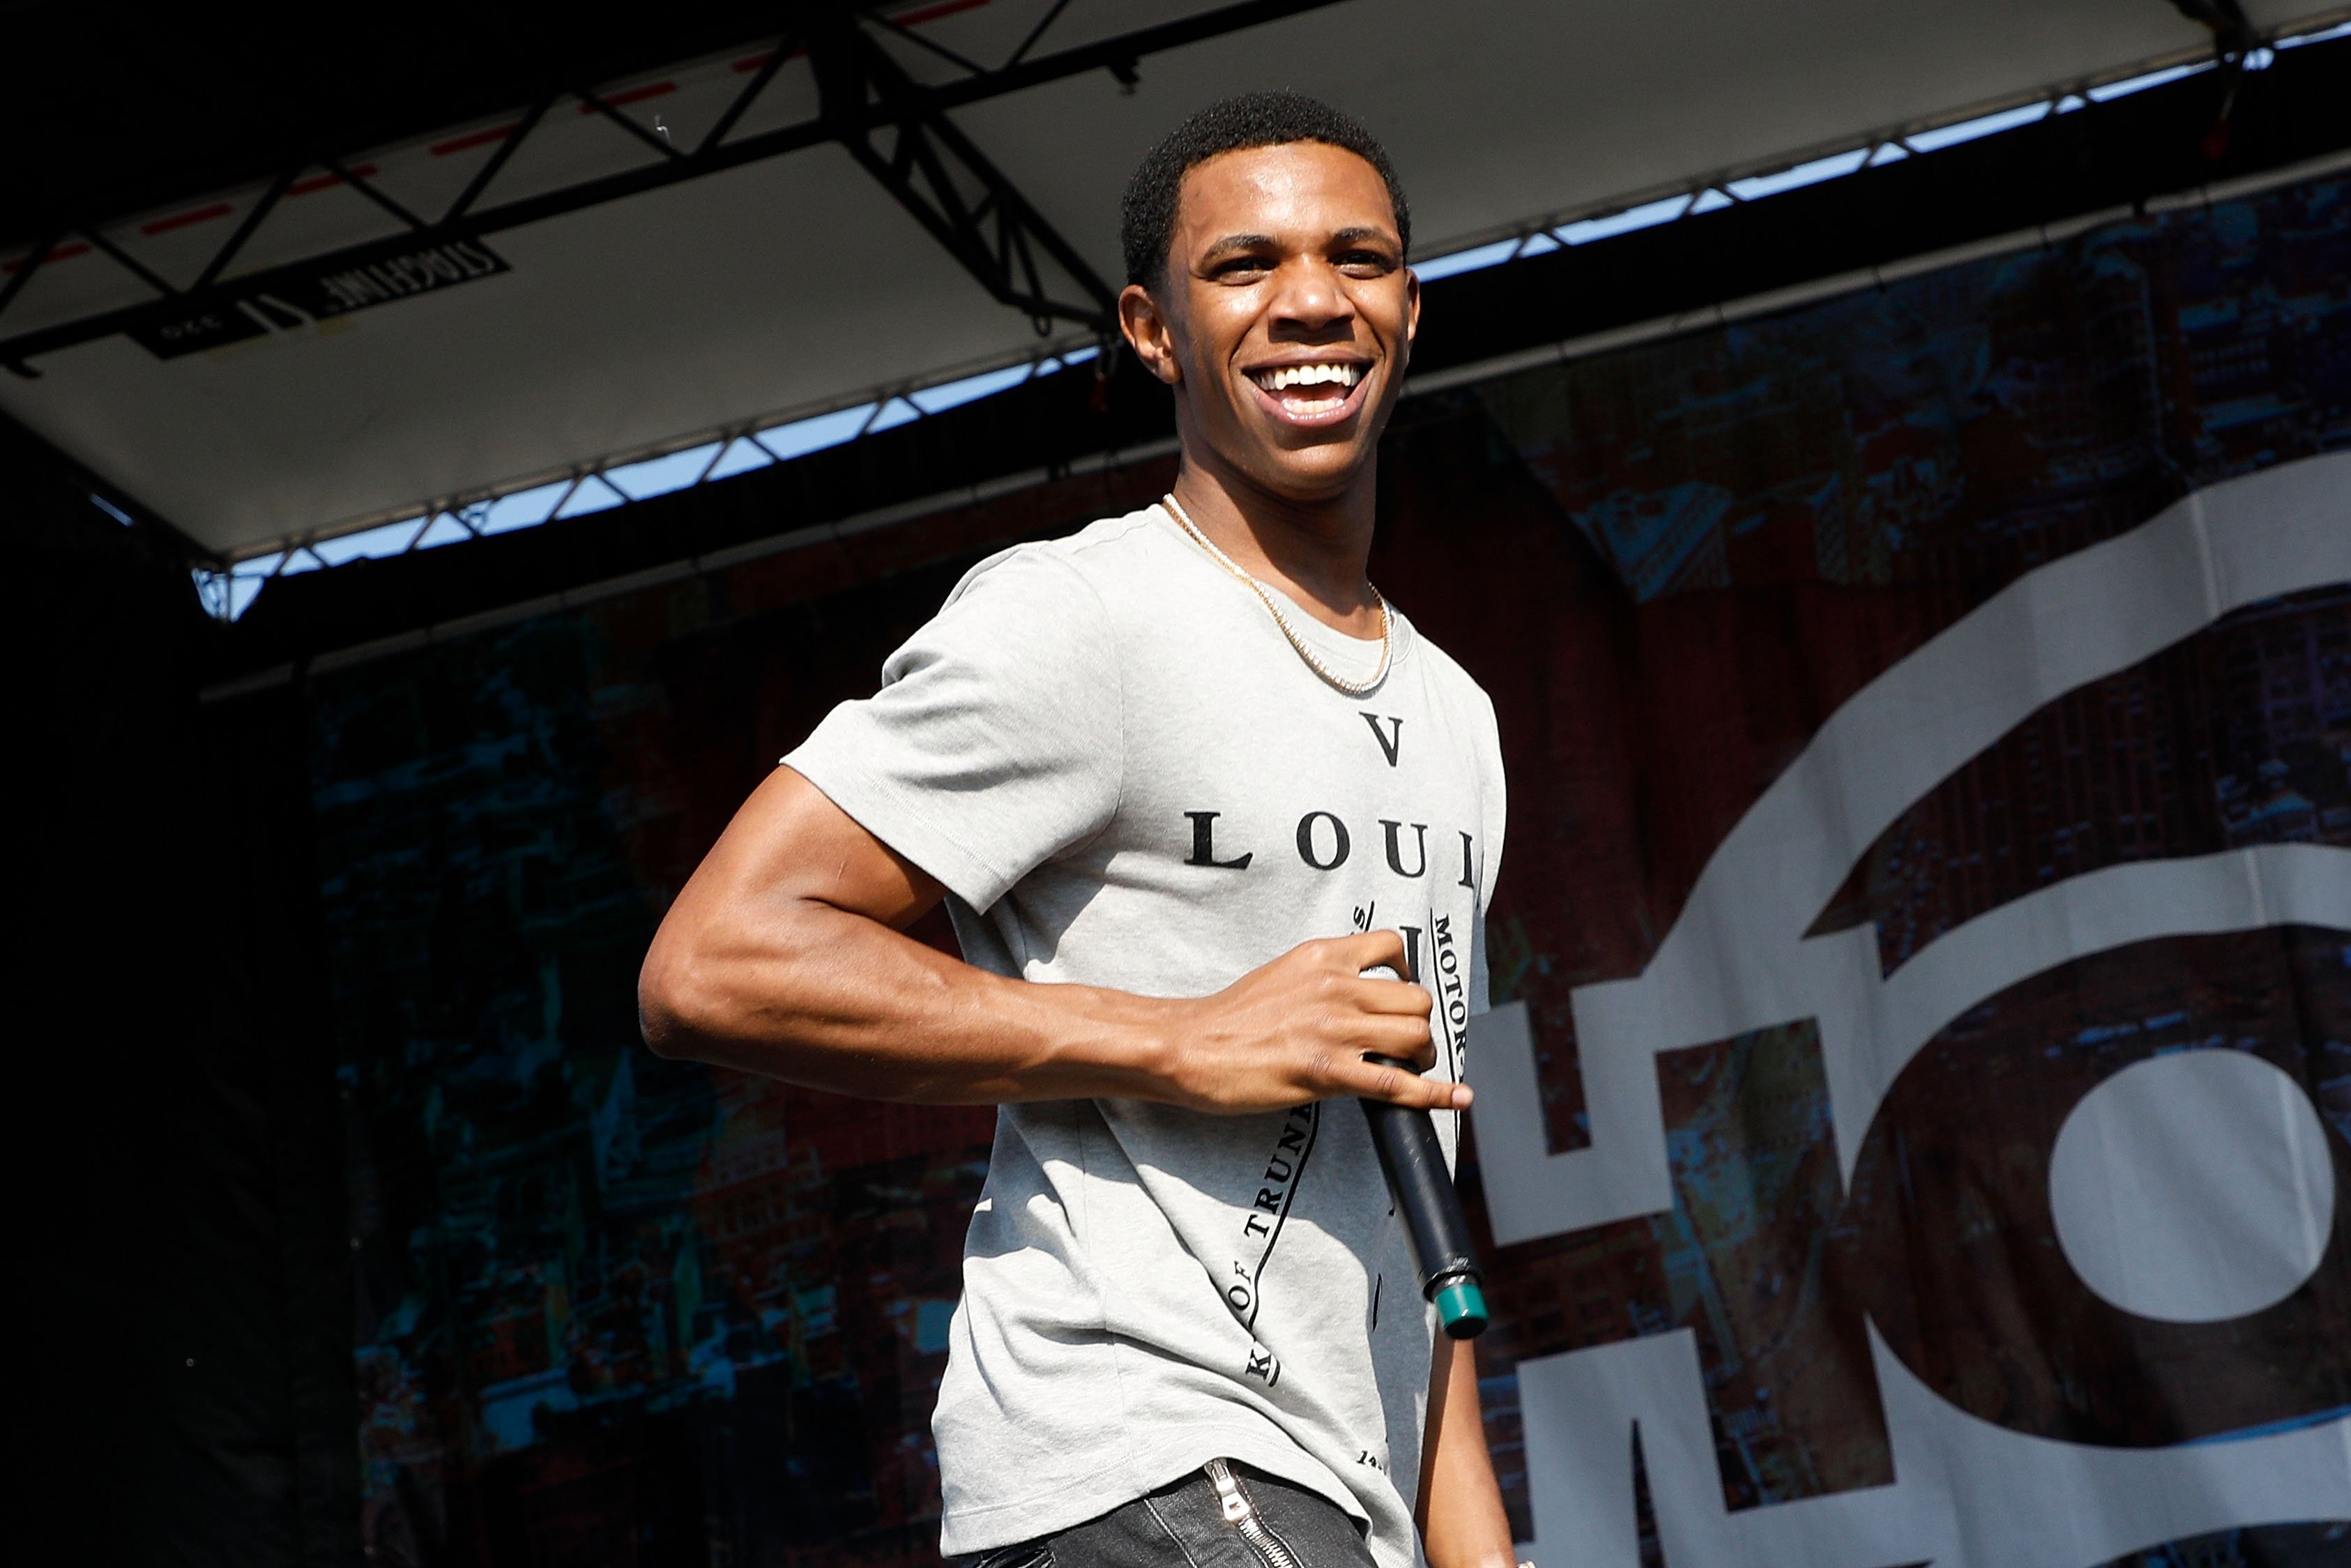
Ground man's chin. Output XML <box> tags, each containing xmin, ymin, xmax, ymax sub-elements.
<box><xmin>1180</xmin><ymin>404</ymin><xmax>1383</xmax><ymax>502</ymax></box>
<box><xmin>1234</xmin><ymin>441</ymin><xmax>1377</xmax><ymax>503</ymax></box>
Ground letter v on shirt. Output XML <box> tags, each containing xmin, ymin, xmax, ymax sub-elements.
<box><xmin>786</xmin><ymin>503</ymin><xmax>1507</xmax><ymax>1568</ymax></box>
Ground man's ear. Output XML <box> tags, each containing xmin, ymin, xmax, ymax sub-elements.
<box><xmin>1118</xmin><ymin>282</ymin><xmax>1183</xmax><ymax>387</ymax></box>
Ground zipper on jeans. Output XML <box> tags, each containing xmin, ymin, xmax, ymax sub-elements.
<box><xmin>1204</xmin><ymin>1459</ymin><xmax>1305</xmax><ymax>1568</ymax></box>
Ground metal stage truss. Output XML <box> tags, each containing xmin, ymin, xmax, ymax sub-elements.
<box><xmin>0</xmin><ymin>1</ymin><xmax>1344</xmax><ymax>372</ymax></box>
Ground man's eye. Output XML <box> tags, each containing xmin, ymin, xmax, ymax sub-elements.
<box><xmin>1337</xmin><ymin>251</ymin><xmax>1393</xmax><ymax>272</ymax></box>
<box><xmin>1212</xmin><ymin>257</ymin><xmax>1272</xmax><ymax>279</ymax></box>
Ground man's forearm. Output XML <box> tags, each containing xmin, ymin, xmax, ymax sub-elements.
<box><xmin>641</xmin><ymin>886</ymin><xmax>1177</xmax><ymax>1104</ymax></box>
<box><xmin>1420</xmin><ymin>1337</ymin><xmax>1516</xmax><ymax>1568</ymax></box>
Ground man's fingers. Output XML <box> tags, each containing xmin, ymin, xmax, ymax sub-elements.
<box><xmin>1327</xmin><ymin>927</ymin><xmax>1408</xmax><ymax>975</ymax></box>
<box><xmin>1345</xmin><ymin>977</ymin><xmax>1434</xmax><ymax>1016</ymax></box>
<box><xmin>1344</xmin><ymin>1056</ymin><xmax>1472</xmax><ymax>1110</ymax></box>
<box><xmin>1346</xmin><ymin>1017</ymin><xmax>1438</xmax><ymax>1069</ymax></box>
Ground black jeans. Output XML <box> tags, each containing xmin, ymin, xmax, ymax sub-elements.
<box><xmin>962</xmin><ymin>1461</ymin><xmax>1378</xmax><ymax>1568</ymax></box>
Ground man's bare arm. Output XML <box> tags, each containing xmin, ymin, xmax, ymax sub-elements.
<box><xmin>1418</xmin><ymin>1337</ymin><xmax>1516</xmax><ymax>1568</ymax></box>
<box><xmin>637</xmin><ymin>766</ymin><xmax>1472</xmax><ymax>1114</ymax></box>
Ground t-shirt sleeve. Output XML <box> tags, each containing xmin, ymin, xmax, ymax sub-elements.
<box><xmin>782</xmin><ymin>546</ymin><xmax>1123</xmax><ymax>911</ymax></box>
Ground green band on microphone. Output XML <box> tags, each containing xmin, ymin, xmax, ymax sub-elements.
<box><xmin>1434</xmin><ymin>1278</ymin><xmax>1488</xmax><ymax>1338</ymax></box>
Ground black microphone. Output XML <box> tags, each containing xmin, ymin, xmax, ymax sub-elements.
<box><xmin>1359</xmin><ymin>950</ymin><xmax>1488</xmax><ymax>1339</ymax></box>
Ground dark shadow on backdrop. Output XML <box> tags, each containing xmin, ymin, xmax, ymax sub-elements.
<box><xmin>11</xmin><ymin>413</ymin><xmax>360</xmax><ymax>1567</ymax></box>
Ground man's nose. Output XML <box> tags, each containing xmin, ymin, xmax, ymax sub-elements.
<box><xmin>1268</xmin><ymin>261</ymin><xmax>1353</xmax><ymax>335</ymax></box>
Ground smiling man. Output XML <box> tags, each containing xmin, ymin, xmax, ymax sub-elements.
<box><xmin>640</xmin><ymin>93</ymin><xmax>1515</xmax><ymax>1568</ymax></box>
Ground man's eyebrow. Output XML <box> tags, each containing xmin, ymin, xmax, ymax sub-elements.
<box><xmin>1199</xmin><ymin>231</ymin><xmax>1278</xmax><ymax>259</ymax></box>
<box><xmin>1326</xmin><ymin>225</ymin><xmax>1397</xmax><ymax>248</ymax></box>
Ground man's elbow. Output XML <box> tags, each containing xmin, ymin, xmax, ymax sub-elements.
<box><xmin>637</xmin><ymin>931</ymin><xmax>716</xmax><ymax>1060</ymax></box>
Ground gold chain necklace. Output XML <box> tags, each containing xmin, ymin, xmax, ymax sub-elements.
<box><xmin>1162</xmin><ymin>493</ymin><xmax>1393</xmax><ymax>697</ymax></box>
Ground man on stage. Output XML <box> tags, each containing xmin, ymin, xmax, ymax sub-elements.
<box><xmin>641</xmin><ymin>91</ymin><xmax>1516</xmax><ymax>1568</ymax></box>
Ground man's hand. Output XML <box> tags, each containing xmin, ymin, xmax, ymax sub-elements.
<box><xmin>1160</xmin><ymin>929</ymin><xmax>1468</xmax><ymax>1114</ymax></box>
<box><xmin>639</xmin><ymin>766</ymin><xmax>1466</xmax><ymax>1114</ymax></box>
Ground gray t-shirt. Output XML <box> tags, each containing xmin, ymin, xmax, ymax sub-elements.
<box><xmin>785</xmin><ymin>503</ymin><xmax>1507</xmax><ymax>1567</ymax></box>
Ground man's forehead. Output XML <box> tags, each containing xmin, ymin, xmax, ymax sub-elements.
<box><xmin>1175</xmin><ymin>142</ymin><xmax>1397</xmax><ymax>238</ymax></box>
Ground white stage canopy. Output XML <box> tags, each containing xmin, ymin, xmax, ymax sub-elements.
<box><xmin>1</xmin><ymin>0</ymin><xmax>2338</xmax><ymax>561</ymax></box>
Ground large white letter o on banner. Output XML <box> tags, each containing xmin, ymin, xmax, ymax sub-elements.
<box><xmin>2050</xmin><ymin>1047</ymin><xmax>2336</xmax><ymax>1325</ymax></box>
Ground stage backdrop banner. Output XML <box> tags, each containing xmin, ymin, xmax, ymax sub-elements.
<box><xmin>316</xmin><ymin>175</ymin><xmax>2350</xmax><ymax>1568</ymax></box>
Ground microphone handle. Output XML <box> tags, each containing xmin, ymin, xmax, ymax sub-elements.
<box><xmin>1360</xmin><ymin>1072</ymin><xmax>1489</xmax><ymax>1339</ymax></box>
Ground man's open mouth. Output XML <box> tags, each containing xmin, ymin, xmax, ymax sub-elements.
<box><xmin>1245</xmin><ymin>360</ymin><xmax>1369</xmax><ymax>420</ymax></box>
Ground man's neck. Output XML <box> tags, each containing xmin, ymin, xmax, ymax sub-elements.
<box><xmin>1167</xmin><ymin>451</ymin><xmax>1382</xmax><ymax>639</ymax></box>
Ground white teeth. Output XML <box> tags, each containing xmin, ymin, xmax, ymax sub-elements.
<box><xmin>1258</xmin><ymin>362</ymin><xmax>1364</xmax><ymax>391</ymax></box>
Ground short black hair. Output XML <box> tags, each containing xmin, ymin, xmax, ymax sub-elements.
<box><xmin>1119</xmin><ymin>91</ymin><xmax>1410</xmax><ymax>287</ymax></box>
